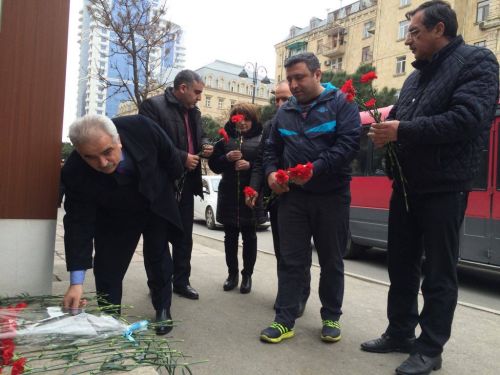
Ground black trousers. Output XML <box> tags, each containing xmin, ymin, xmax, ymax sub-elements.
<box><xmin>93</xmin><ymin>210</ymin><xmax>173</xmax><ymax>312</ymax></box>
<box><xmin>270</xmin><ymin>200</ymin><xmax>310</xmax><ymax>308</ymax></box>
<box><xmin>385</xmin><ymin>190</ymin><xmax>468</xmax><ymax>357</ymax></box>
<box><xmin>224</xmin><ymin>224</ymin><xmax>257</xmax><ymax>277</ymax></box>
<box><xmin>172</xmin><ymin>180</ymin><xmax>195</xmax><ymax>288</ymax></box>
<box><xmin>275</xmin><ymin>188</ymin><xmax>349</xmax><ymax>328</ymax></box>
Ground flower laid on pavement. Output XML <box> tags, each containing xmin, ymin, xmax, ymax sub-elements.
<box><xmin>0</xmin><ymin>294</ymin><xmax>198</xmax><ymax>374</ymax></box>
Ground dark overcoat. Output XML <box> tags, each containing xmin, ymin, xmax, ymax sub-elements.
<box><xmin>62</xmin><ymin>115</ymin><xmax>184</xmax><ymax>271</ymax></box>
<box><xmin>139</xmin><ymin>88</ymin><xmax>210</xmax><ymax>197</ymax></box>
<box><xmin>208</xmin><ymin>121</ymin><xmax>266</xmax><ymax>227</ymax></box>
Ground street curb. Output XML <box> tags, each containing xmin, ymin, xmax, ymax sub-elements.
<box><xmin>192</xmin><ymin>232</ymin><xmax>500</xmax><ymax>316</ymax></box>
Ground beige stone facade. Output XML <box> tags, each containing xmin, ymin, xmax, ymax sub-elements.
<box><xmin>117</xmin><ymin>60</ymin><xmax>274</xmax><ymax>124</ymax></box>
<box><xmin>275</xmin><ymin>0</ymin><xmax>500</xmax><ymax>91</ymax></box>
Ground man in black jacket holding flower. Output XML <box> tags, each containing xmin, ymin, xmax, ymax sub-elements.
<box><xmin>361</xmin><ymin>2</ymin><xmax>499</xmax><ymax>374</ymax></box>
<box><xmin>139</xmin><ymin>70</ymin><xmax>213</xmax><ymax>300</ymax></box>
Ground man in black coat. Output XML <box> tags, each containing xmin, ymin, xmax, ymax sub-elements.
<box><xmin>62</xmin><ymin>114</ymin><xmax>183</xmax><ymax>335</ymax></box>
<box><xmin>361</xmin><ymin>2</ymin><xmax>499</xmax><ymax>374</ymax></box>
<box><xmin>139</xmin><ymin>70</ymin><xmax>213</xmax><ymax>300</ymax></box>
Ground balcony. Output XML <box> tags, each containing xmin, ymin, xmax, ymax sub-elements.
<box><xmin>320</xmin><ymin>43</ymin><xmax>346</xmax><ymax>58</ymax></box>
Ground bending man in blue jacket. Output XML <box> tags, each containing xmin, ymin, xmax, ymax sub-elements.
<box><xmin>260</xmin><ymin>52</ymin><xmax>360</xmax><ymax>343</ymax></box>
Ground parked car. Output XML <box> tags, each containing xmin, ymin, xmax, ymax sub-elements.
<box><xmin>194</xmin><ymin>175</ymin><xmax>269</xmax><ymax>230</ymax></box>
<box><xmin>193</xmin><ymin>175</ymin><xmax>221</xmax><ymax>229</ymax></box>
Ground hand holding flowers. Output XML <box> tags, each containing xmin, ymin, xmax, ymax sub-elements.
<box><xmin>340</xmin><ymin>70</ymin><xmax>408</xmax><ymax>211</ymax></box>
<box><xmin>243</xmin><ymin>186</ymin><xmax>258</xmax><ymax>208</ymax></box>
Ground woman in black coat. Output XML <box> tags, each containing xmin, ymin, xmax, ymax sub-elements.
<box><xmin>208</xmin><ymin>103</ymin><xmax>265</xmax><ymax>294</ymax></box>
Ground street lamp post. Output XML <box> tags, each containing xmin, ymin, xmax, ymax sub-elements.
<box><xmin>238</xmin><ymin>62</ymin><xmax>271</xmax><ymax>104</ymax></box>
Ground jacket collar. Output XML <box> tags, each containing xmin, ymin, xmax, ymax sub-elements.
<box><xmin>285</xmin><ymin>82</ymin><xmax>338</xmax><ymax>112</ymax></box>
<box><xmin>164</xmin><ymin>87</ymin><xmax>201</xmax><ymax>115</ymax></box>
<box><xmin>412</xmin><ymin>36</ymin><xmax>464</xmax><ymax>72</ymax></box>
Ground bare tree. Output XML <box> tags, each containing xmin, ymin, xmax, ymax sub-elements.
<box><xmin>88</xmin><ymin>0</ymin><xmax>175</xmax><ymax>110</ymax></box>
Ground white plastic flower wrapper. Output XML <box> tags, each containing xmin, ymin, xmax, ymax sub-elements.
<box><xmin>0</xmin><ymin>306</ymin><xmax>146</xmax><ymax>346</ymax></box>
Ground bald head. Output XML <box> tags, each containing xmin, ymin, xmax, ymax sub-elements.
<box><xmin>274</xmin><ymin>81</ymin><xmax>292</xmax><ymax>108</ymax></box>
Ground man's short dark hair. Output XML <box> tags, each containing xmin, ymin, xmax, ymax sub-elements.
<box><xmin>173</xmin><ymin>69</ymin><xmax>203</xmax><ymax>89</ymax></box>
<box><xmin>406</xmin><ymin>0</ymin><xmax>458</xmax><ymax>38</ymax></box>
<box><xmin>284</xmin><ymin>53</ymin><xmax>321</xmax><ymax>73</ymax></box>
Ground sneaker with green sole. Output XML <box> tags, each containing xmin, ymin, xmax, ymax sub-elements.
<box><xmin>321</xmin><ymin>320</ymin><xmax>341</xmax><ymax>342</ymax></box>
<box><xmin>260</xmin><ymin>322</ymin><xmax>294</xmax><ymax>343</ymax></box>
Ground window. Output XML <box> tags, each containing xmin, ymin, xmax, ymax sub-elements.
<box><xmin>474</xmin><ymin>40</ymin><xmax>487</xmax><ymax>47</ymax></box>
<box><xmin>205</xmin><ymin>96</ymin><xmax>211</xmax><ymax>107</ymax></box>
<box><xmin>362</xmin><ymin>47</ymin><xmax>372</xmax><ymax>63</ymax></box>
<box><xmin>477</xmin><ymin>0</ymin><xmax>490</xmax><ymax>23</ymax></box>
<box><xmin>332</xmin><ymin>57</ymin><xmax>343</xmax><ymax>70</ymax></box>
<box><xmin>317</xmin><ymin>39</ymin><xmax>323</xmax><ymax>53</ymax></box>
<box><xmin>396</xmin><ymin>56</ymin><xmax>406</xmax><ymax>74</ymax></box>
<box><xmin>350</xmin><ymin>126</ymin><xmax>370</xmax><ymax>176</ymax></box>
<box><xmin>206</xmin><ymin>76</ymin><xmax>212</xmax><ymax>87</ymax></box>
<box><xmin>218</xmin><ymin>79</ymin><xmax>224</xmax><ymax>89</ymax></box>
<box><xmin>218</xmin><ymin>98</ymin><xmax>224</xmax><ymax>109</ymax></box>
<box><xmin>363</xmin><ymin>21</ymin><xmax>374</xmax><ymax>38</ymax></box>
<box><xmin>400</xmin><ymin>0</ymin><xmax>411</xmax><ymax>7</ymax></box>
<box><xmin>398</xmin><ymin>20</ymin><xmax>410</xmax><ymax>40</ymax></box>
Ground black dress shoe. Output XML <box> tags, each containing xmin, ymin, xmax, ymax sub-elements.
<box><xmin>240</xmin><ymin>275</ymin><xmax>252</xmax><ymax>294</ymax></box>
<box><xmin>396</xmin><ymin>353</ymin><xmax>442</xmax><ymax>375</ymax></box>
<box><xmin>223</xmin><ymin>274</ymin><xmax>239</xmax><ymax>291</ymax></box>
<box><xmin>360</xmin><ymin>333</ymin><xmax>415</xmax><ymax>353</ymax></box>
<box><xmin>173</xmin><ymin>285</ymin><xmax>199</xmax><ymax>300</ymax></box>
<box><xmin>155</xmin><ymin>308</ymin><xmax>173</xmax><ymax>335</ymax></box>
<box><xmin>297</xmin><ymin>301</ymin><xmax>306</xmax><ymax>318</ymax></box>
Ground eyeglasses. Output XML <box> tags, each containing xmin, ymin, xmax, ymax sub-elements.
<box><xmin>406</xmin><ymin>28</ymin><xmax>421</xmax><ymax>40</ymax></box>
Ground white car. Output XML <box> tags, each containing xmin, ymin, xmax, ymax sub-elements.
<box><xmin>193</xmin><ymin>175</ymin><xmax>270</xmax><ymax>230</ymax></box>
<box><xmin>194</xmin><ymin>175</ymin><xmax>221</xmax><ymax>229</ymax></box>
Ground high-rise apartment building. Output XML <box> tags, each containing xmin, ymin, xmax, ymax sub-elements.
<box><xmin>76</xmin><ymin>0</ymin><xmax>185</xmax><ymax>118</ymax></box>
<box><xmin>275</xmin><ymin>0</ymin><xmax>500</xmax><ymax>91</ymax></box>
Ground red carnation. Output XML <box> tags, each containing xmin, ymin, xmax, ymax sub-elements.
<box><xmin>340</xmin><ymin>79</ymin><xmax>356</xmax><ymax>102</ymax></box>
<box><xmin>1</xmin><ymin>339</ymin><xmax>15</xmax><ymax>365</ymax></box>
<box><xmin>360</xmin><ymin>71</ymin><xmax>377</xmax><ymax>83</ymax></box>
<box><xmin>11</xmin><ymin>357</ymin><xmax>27</xmax><ymax>375</ymax></box>
<box><xmin>218</xmin><ymin>128</ymin><xmax>229</xmax><ymax>144</ymax></box>
<box><xmin>243</xmin><ymin>186</ymin><xmax>257</xmax><ymax>199</ymax></box>
<box><xmin>14</xmin><ymin>303</ymin><xmax>27</xmax><ymax>310</ymax></box>
<box><xmin>231</xmin><ymin>114</ymin><xmax>245</xmax><ymax>123</ymax></box>
<box><xmin>275</xmin><ymin>169</ymin><xmax>289</xmax><ymax>185</ymax></box>
<box><xmin>364</xmin><ymin>98</ymin><xmax>376</xmax><ymax>108</ymax></box>
<box><xmin>287</xmin><ymin>162</ymin><xmax>313</xmax><ymax>183</ymax></box>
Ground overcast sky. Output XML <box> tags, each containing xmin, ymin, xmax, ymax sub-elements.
<box><xmin>62</xmin><ymin>0</ymin><xmax>355</xmax><ymax>139</ymax></box>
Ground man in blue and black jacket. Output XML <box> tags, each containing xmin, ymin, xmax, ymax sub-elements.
<box><xmin>260</xmin><ymin>52</ymin><xmax>361</xmax><ymax>344</ymax></box>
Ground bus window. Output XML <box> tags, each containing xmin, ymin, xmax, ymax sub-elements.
<box><xmin>371</xmin><ymin>147</ymin><xmax>386</xmax><ymax>176</ymax></box>
<box><xmin>351</xmin><ymin>126</ymin><xmax>369</xmax><ymax>176</ymax></box>
<box><xmin>472</xmin><ymin>147</ymin><xmax>488</xmax><ymax>190</ymax></box>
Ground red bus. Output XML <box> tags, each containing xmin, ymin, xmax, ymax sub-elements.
<box><xmin>347</xmin><ymin>105</ymin><xmax>500</xmax><ymax>271</ymax></box>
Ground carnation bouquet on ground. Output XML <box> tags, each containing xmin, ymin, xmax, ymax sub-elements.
<box><xmin>0</xmin><ymin>294</ymin><xmax>200</xmax><ymax>374</ymax></box>
<box><xmin>341</xmin><ymin>71</ymin><xmax>409</xmax><ymax>211</ymax></box>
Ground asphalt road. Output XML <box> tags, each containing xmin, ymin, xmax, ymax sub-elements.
<box><xmin>193</xmin><ymin>220</ymin><xmax>500</xmax><ymax>313</ymax></box>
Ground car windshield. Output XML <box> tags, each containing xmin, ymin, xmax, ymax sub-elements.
<box><xmin>211</xmin><ymin>178</ymin><xmax>220</xmax><ymax>192</ymax></box>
